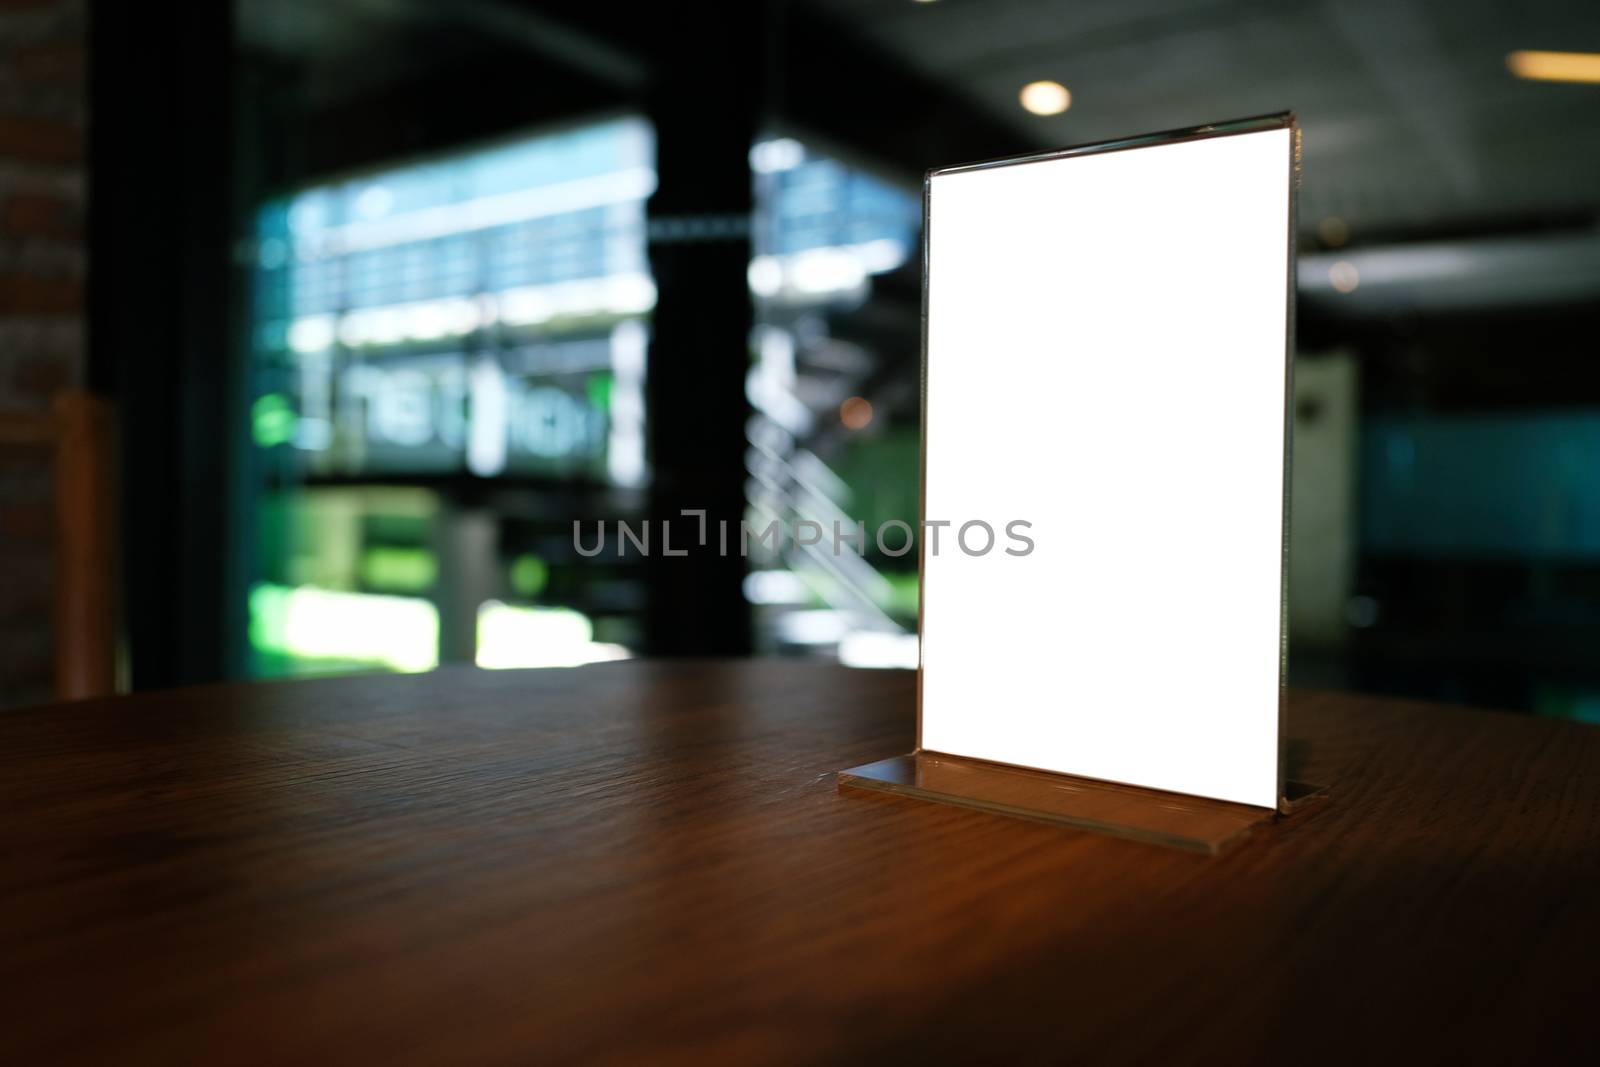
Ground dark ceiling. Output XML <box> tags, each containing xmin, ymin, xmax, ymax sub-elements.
<box><xmin>237</xmin><ymin>0</ymin><xmax>1600</xmax><ymax>245</ymax></box>
<box><xmin>814</xmin><ymin>0</ymin><xmax>1600</xmax><ymax>238</ymax></box>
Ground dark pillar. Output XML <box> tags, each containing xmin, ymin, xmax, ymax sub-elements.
<box><xmin>89</xmin><ymin>2</ymin><xmax>245</xmax><ymax>687</ymax></box>
<box><xmin>642</xmin><ymin>6</ymin><xmax>765</xmax><ymax>655</ymax></box>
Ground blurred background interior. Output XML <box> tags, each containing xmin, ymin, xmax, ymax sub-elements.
<box><xmin>3</xmin><ymin>0</ymin><xmax>1600</xmax><ymax>716</ymax></box>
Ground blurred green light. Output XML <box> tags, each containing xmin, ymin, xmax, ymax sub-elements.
<box><xmin>249</xmin><ymin>582</ymin><xmax>437</xmax><ymax>672</ymax></box>
<box><xmin>509</xmin><ymin>553</ymin><xmax>549</xmax><ymax>598</ymax></box>
<box><xmin>361</xmin><ymin>546</ymin><xmax>438</xmax><ymax>592</ymax></box>
<box><xmin>586</xmin><ymin>372</ymin><xmax>613</xmax><ymax>413</ymax></box>
<box><xmin>252</xmin><ymin>393</ymin><xmax>297</xmax><ymax>448</ymax></box>
<box><xmin>881</xmin><ymin>572</ymin><xmax>920</xmax><ymax>617</ymax></box>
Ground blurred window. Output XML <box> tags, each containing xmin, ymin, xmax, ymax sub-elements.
<box><xmin>247</xmin><ymin>117</ymin><xmax>655</xmax><ymax>677</ymax></box>
<box><xmin>745</xmin><ymin>136</ymin><xmax>922</xmax><ymax>669</ymax></box>
<box><xmin>252</xmin><ymin>115</ymin><xmax>654</xmax><ymax>483</ymax></box>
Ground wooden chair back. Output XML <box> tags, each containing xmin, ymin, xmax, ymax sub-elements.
<box><xmin>0</xmin><ymin>391</ymin><xmax>119</xmax><ymax>699</ymax></box>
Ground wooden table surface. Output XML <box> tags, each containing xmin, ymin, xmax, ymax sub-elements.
<box><xmin>3</xmin><ymin>660</ymin><xmax>1598</xmax><ymax>1064</ymax></box>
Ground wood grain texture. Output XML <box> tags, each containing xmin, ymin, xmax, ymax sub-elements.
<box><xmin>2</xmin><ymin>661</ymin><xmax>1598</xmax><ymax>1064</ymax></box>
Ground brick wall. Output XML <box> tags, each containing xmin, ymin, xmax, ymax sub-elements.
<box><xmin>0</xmin><ymin>0</ymin><xmax>85</xmax><ymax>708</ymax></box>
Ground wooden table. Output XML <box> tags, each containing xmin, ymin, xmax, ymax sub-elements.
<box><xmin>4</xmin><ymin>661</ymin><xmax>1598</xmax><ymax>1064</ymax></box>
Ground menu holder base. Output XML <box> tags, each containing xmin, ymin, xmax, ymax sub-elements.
<box><xmin>838</xmin><ymin>751</ymin><xmax>1326</xmax><ymax>855</ymax></box>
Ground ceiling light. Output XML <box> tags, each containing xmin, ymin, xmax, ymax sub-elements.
<box><xmin>1019</xmin><ymin>81</ymin><xmax>1071</xmax><ymax>116</ymax></box>
<box><xmin>1506</xmin><ymin>50</ymin><xmax>1600</xmax><ymax>84</ymax></box>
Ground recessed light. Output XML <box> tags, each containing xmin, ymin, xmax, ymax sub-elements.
<box><xmin>1507</xmin><ymin>50</ymin><xmax>1600</xmax><ymax>84</ymax></box>
<box><xmin>1019</xmin><ymin>80</ymin><xmax>1071</xmax><ymax>116</ymax></box>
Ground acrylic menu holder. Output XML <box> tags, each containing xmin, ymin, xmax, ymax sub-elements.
<box><xmin>838</xmin><ymin>114</ymin><xmax>1324</xmax><ymax>855</ymax></box>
